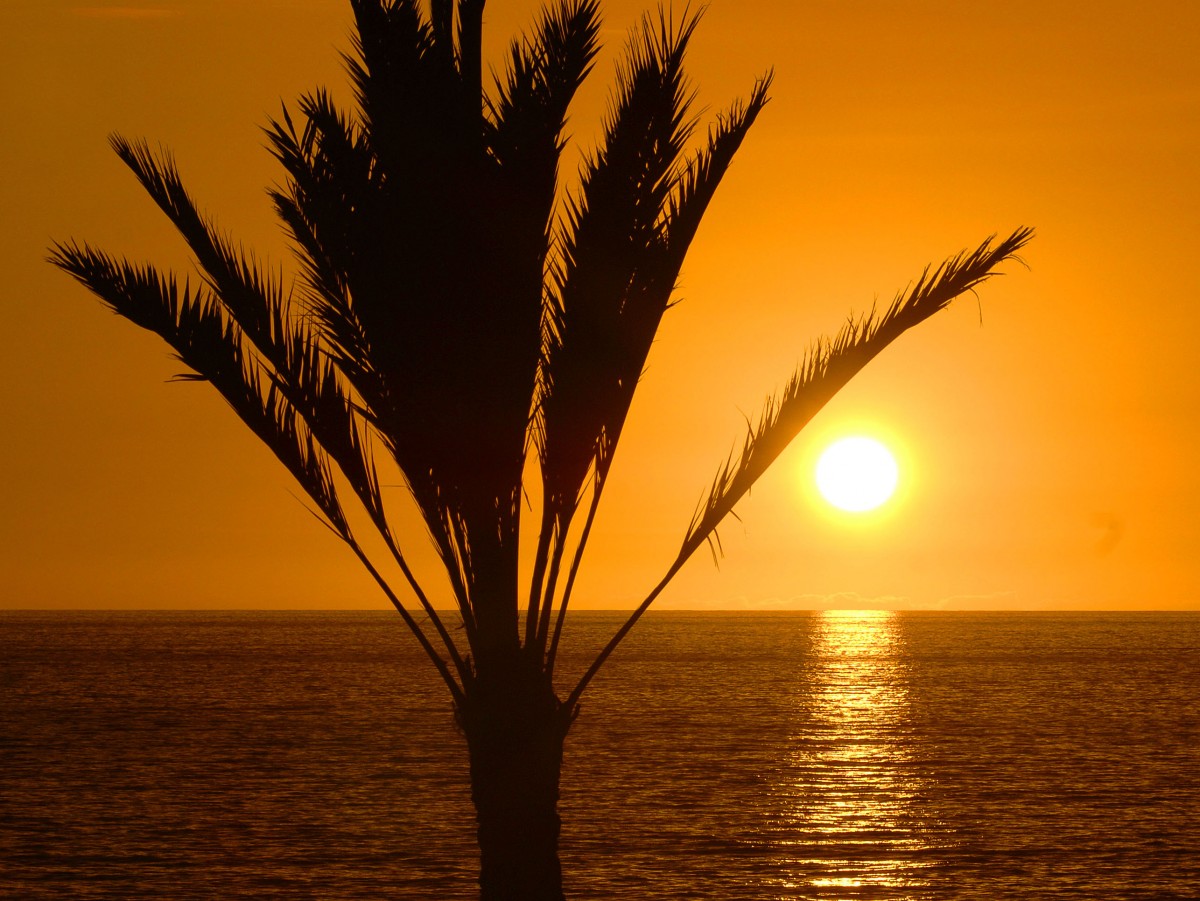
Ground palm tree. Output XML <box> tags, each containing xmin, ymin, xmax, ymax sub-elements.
<box><xmin>50</xmin><ymin>1</ymin><xmax>1031</xmax><ymax>898</ymax></box>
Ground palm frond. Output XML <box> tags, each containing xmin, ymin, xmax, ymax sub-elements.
<box><xmin>345</xmin><ymin>0</ymin><xmax>436</xmax><ymax>166</ymax></box>
<box><xmin>111</xmin><ymin>137</ymin><xmax>383</xmax><ymax>524</ymax></box>
<box><xmin>74</xmin><ymin>133</ymin><xmax>469</xmax><ymax>672</ymax></box>
<box><xmin>457</xmin><ymin>0</ymin><xmax>485</xmax><ymax>100</ymax></box>
<box><xmin>682</xmin><ymin>227</ymin><xmax>1033</xmax><ymax>558</ymax></box>
<box><xmin>264</xmin><ymin>94</ymin><xmax>386</xmax><ymax>415</ymax></box>
<box><xmin>114</xmin><ymin>132</ymin><xmax>478</xmax><ymax>655</ymax></box>
<box><xmin>430</xmin><ymin>0</ymin><xmax>454</xmax><ymax>63</ymax></box>
<box><xmin>531</xmin><ymin>9</ymin><xmax>700</xmax><ymax>648</ymax></box>
<box><xmin>538</xmin><ymin>7</ymin><xmax>703</xmax><ymax>519</ymax></box>
<box><xmin>267</xmin><ymin>88</ymin><xmax>482</xmax><ymax>643</ymax></box>
<box><xmin>48</xmin><ymin>241</ymin><xmax>469</xmax><ymax>696</ymax></box>
<box><xmin>265</xmin><ymin>91</ymin><xmax>372</xmax><ymax>311</ymax></box>
<box><xmin>663</xmin><ymin>71</ymin><xmax>772</xmax><ymax>265</ymax></box>
<box><xmin>566</xmin><ymin>227</ymin><xmax>1034</xmax><ymax>710</ymax></box>
<box><xmin>48</xmin><ymin>243</ymin><xmax>349</xmax><ymax>538</ymax></box>
<box><xmin>533</xmin><ymin>12</ymin><xmax>767</xmax><ymax>652</ymax></box>
<box><xmin>112</xmin><ymin>137</ymin><xmax>287</xmax><ymax>355</ymax></box>
<box><xmin>487</xmin><ymin>0</ymin><xmax>601</xmax><ymax>230</ymax></box>
<box><xmin>573</xmin><ymin>73</ymin><xmax>773</xmax><ymax>483</ymax></box>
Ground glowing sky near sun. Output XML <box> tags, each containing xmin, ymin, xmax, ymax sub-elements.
<box><xmin>1</xmin><ymin>0</ymin><xmax>1198</xmax><ymax>611</ymax></box>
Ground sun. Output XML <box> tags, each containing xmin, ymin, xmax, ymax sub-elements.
<box><xmin>815</xmin><ymin>436</ymin><xmax>899</xmax><ymax>513</ymax></box>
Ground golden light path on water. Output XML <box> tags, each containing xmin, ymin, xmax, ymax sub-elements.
<box><xmin>770</xmin><ymin>610</ymin><xmax>938</xmax><ymax>899</ymax></box>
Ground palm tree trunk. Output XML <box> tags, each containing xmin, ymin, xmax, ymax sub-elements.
<box><xmin>460</xmin><ymin>651</ymin><xmax>571</xmax><ymax>901</ymax></box>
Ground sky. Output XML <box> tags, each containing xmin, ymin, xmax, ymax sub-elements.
<box><xmin>2</xmin><ymin>0</ymin><xmax>1198</xmax><ymax>611</ymax></box>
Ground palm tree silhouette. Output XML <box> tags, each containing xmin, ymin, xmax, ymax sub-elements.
<box><xmin>50</xmin><ymin>1</ymin><xmax>1031</xmax><ymax>898</ymax></box>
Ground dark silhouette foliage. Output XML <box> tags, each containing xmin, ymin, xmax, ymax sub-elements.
<box><xmin>51</xmin><ymin>1</ymin><xmax>1031</xmax><ymax>897</ymax></box>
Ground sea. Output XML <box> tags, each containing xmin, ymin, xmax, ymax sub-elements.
<box><xmin>2</xmin><ymin>610</ymin><xmax>1198</xmax><ymax>900</ymax></box>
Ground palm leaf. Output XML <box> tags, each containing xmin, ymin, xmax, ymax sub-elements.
<box><xmin>113</xmin><ymin>130</ymin><xmax>488</xmax><ymax>661</ymax></box>
<box><xmin>487</xmin><ymin>0</ymin><xmax>601</xmax><ymax>237</ymax></box>
<box><xmin>111</xmin><ymin>137</ymin><xmax>392</xmax><ymax>549</ymax></box>
<box><xmin>269</xmin><ymin>90</ymin><xmax>480</xmax><ymax>640</ymax></box>
<box><xmin>48</xmin><ymin>244</ymin><xmax>348</xmax><ymax>533</ymax></box>
<box><xmin>533</xmin><ymin>15</ymin><xmax>770</xmax><ymax>653</ymax></box>
<box><xmin>683</xmin><ymin>228</ymin><xmax>1034</xmax><ymax>555</ymax></box>
<box><xmin>663</xmin><ymin>72</ymin><xmax>772</xmax><ymax>267</ymax></box>
<box><xmin>536</xmin><ymin>7</ymin><xmax>701</xmax><ymax>551</ymax></box>
<box><xmin>567</xmin><ymin>227</ymin><xmax>1035</xmax><ymax>708</ymax></box>
<box><xmin>530</xmin><ymin>10</ymin><xmax>702</xmax><ymax>647</ymax></box>
<box><xmin>346</xmin><ymin>0</ymin><xmax>437</xmax><ymax>170</ymax></box>
<box><xmin>457</xmin><ymin>0</ymin><xmax>486</xmax><ymax>102</ymax></box>
<box><xmin>265</xmin><ymin>94</ymin><xmax>393</xmax><ymax>429</ymax></box>
<box><xmin>48</xmin><ymin>241</ymin><xmax>468</xmax><ymax>698</ymax></box>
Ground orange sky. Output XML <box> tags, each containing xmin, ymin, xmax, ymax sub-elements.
<box><xmin>3</xmin><ymin>0</ymin><xmax>1198</xmax><ymax>611</ymax></box>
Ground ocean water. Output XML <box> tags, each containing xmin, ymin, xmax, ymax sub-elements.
<box><xmin>2</xmin><ymin>610</ymin><xmax>1198</xmax><ymax>900</ymax></box>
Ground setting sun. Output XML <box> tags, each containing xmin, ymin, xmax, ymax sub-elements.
<box><xmin>815</xmin><ymin>436</ymin><xmax>899</xmax><ymax>513</ymax></box>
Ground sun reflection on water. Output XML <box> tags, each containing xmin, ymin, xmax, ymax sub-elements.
<box><xmin>768</xmin><ymin>610</ymin><xmax>939</xmax><ymax>899</ymax></box>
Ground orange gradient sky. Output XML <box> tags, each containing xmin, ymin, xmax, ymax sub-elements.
<box><xmin>3</xmin><ymin>0</ymin><xmax>1198</xmax><ymax>611</ymax></box>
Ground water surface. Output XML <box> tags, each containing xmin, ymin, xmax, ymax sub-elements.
<box><xmin>2</xmin><ymin>611</ymin><xmax>1197</xmax><ymax>899</ymax></box>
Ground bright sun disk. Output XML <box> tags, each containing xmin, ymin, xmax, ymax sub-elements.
<box><xmin>815</xmin><ymin>436</ymin><xmax>899</xmax><ymax>513</ymax></box>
